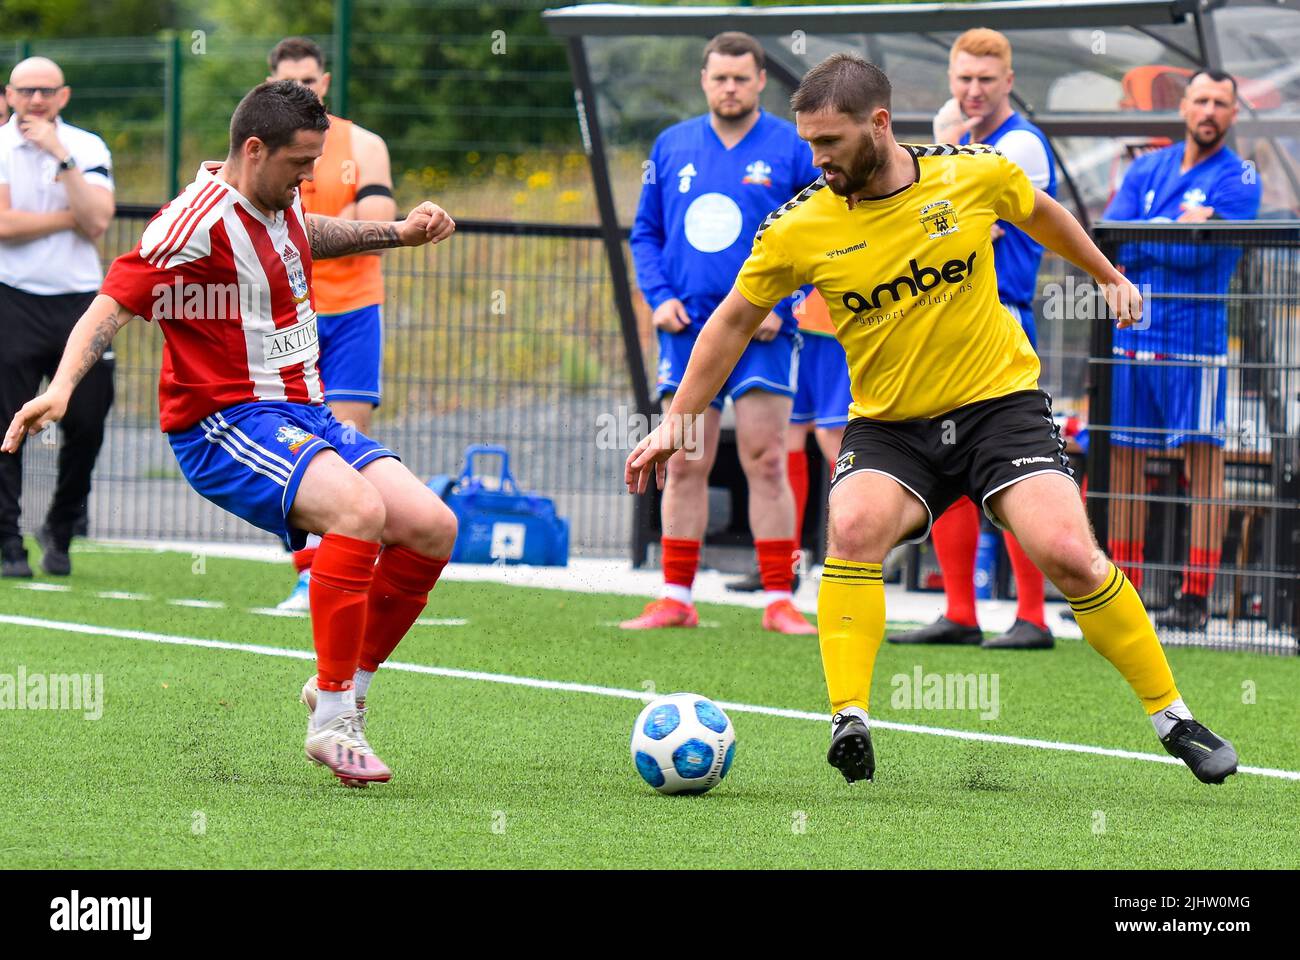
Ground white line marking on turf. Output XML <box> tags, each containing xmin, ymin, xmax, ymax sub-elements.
<box><xmin>13</xmin><ymin>582</ymin><xmax>71</xmax><ymax>592</ymax></box>
<box><xmin>96</xmin><ymin>591</ymin><xmax>151</xmax><ymax>601</ymax></box>
<box><xmin>248</xmin><ymin>607</ymin><xmax>307</xmax><ymax>618</ymax></box>
<box><xmin>2</xmin><ymin>612</ymin><xmax>1297</xmax><ymax>782</ymax></box>
<box><xmin>416</xmin><ymin>618</ymin><xmax>468</xmax><ymax>626</ymax></box>
<box><xmin>169</xmin><ymin>599</ymin><xmax>226</xmax><ymax>609</ymax></box>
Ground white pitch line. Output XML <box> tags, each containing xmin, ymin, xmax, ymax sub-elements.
<box><xmin>96</xmin><ymin>591</ymin><xmax>150</xmax><ymax>601</ymax></box>
<box><xmin>13</xmin><ymin>583</ymin><xmax>71</xmax><ymax>592</ymax></box>
<box><xmin>168</xmin><ymin>599</ymin><xmax>226</xmax><ymax>609</ymax></box>
<box><xmin>248</xmin><ymin>607</ymin><xmax>307</xmax><ymax>618</ymax></box>
<box><xmin>416</xmin><ymin>618</ymin><xmax>468</xmax><ymax>626</ymax></box>
<box><xmin>2</xmin><ymin>612</ymin><xmax>1297</xmax><ymax>782</ymax></box>
<box><xmin>0</xmin><ymin>614</ymin><xmax>317</xmax><ymax>662</ymax></box>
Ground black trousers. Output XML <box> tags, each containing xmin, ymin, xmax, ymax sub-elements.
<box><xmin>0</xmin><ymin>281</ymin><xmax>114</xmax><ymax>544</ymax></box>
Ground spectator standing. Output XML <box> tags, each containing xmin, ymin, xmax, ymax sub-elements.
<box><xmin>1103</xmin><ymin>70</ymin><xmax>1261</xmax><ymax>631</ymax></box>
<box><xmin>0</xmin><ymin>57</ymin><xmax>115</xmax><ymax>577</ymax></box>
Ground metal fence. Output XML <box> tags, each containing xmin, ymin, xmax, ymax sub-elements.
<box><xmin>2</xmin><ymin>10</ymin><xmax>591</xmax><ymax>222</ymax></box>
<box><xmin>17</xmin><ymin>208</ymin><xmax>637</xmax><ymax>557</ymax></box>
<box><xmin>1089</xmin><ymin>222</ymin><xmax>1300</xmax><ymax>653</ymax></box>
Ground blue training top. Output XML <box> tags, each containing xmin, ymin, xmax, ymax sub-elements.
<box><xmin>630</xmin><ymin>110</ymin><xmax>821</xmax><ymax>332</ymax></box>
<box><xmin>961</xmin><ymin>111</ymin><xmax>1057</xmax><ymax>309</ymax></box>
<box><xmin>1103</xmin><ymin>142</ymin><xmax>1261</xmax><ymax>357</ymax></box>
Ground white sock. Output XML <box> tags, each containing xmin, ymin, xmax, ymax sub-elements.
<box><xmin>353</xmin><ymin>668</ymin><xmax>375</xmax><ymax>702</ymax></box>
<box><xmin>662</xmin><ymin>583</ymin><xmax>692</xmax><ymax>605</ymax></box>
<box><xmin>763</xmin><ymin>590</ymin><xmax>792</xmax><ymax>605</ymax></box>
<box><xmin>1151</xmin><ymin>698</ymin><xmax>1193</xmax><ymax>739</ymax></box>
<box><xmin>834</xmin><ymin>706</ymin><xmax>869</xmax><ymax>730</ymax></box>
<box><xmin>313</xmin><ymin>687</ymin><xmax>356</xmax><ymax>730</ymax></box>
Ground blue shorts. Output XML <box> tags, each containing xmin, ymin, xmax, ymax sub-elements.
<box><xmin>1004</xmin><ymin>302</ymin><xmax>1037</xmax><ymax>352</ymax></box>
<box><xmin>655</xmin><ymin>325</ymin><xmax>798</xmax><ymax>410</ymax></box>
<box><xmin>791</xmin><ymin>333</ymin><xmax>851</xmax><ymax>428</ymax></box>
<box><xmin>168</xmin><ymin>401</ymin><xmax>397</xmax><ymax>550</ymax></box>
<box><xmin>317</xmin><ymin>303</ymin><xmax>383</xmax><ymax>406</ymax></box>
<box><xmin>1110</xmin><ymin>355</ymin><xmax>1227</xmax><ymax>449</ymax></box>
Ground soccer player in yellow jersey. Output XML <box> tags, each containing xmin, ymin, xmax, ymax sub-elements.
<box><xmin>626</xmin><ymin>54</ymin><xmax>1237</xmax><ymax>786</ymax></box>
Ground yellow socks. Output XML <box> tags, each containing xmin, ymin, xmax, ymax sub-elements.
<box><xmin>1068</xmin><ymin>562</ymin><xmax>1180</xmax><ymax>714</ymax></box>
<box><xmin>818</xmin><ymin>558</ymin><xmax>885</xmax><ymax>714</ymax></box>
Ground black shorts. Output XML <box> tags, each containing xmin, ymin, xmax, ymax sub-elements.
<box><xmin>829</xmin><ymin>389</ymin><xmax>1075</xmax><ymax>543</ymax></box>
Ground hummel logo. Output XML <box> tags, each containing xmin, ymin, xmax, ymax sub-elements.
<box><xmin>825</xmin><ymin>240</ymin><xmax>868</xmax><ymax>259</ymax></box>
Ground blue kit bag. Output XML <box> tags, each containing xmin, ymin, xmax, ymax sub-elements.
<box><xmin>427</xmin><ymin>445</ymin><xmax>570</xmax><ymax>566</ymax></box>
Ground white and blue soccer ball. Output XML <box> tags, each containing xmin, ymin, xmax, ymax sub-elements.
<box><xmin>630</xmin><ymin>692</ymin><xmax>735</xmax><ymax>795</ymax></box>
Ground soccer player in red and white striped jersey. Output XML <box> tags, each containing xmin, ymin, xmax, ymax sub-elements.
<box><xmin>2</xmin><ymin>81</ymin><xmax>458</xmax><ymax>788</ymax></box>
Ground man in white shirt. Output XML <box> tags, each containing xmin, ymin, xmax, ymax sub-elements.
<box><xmin>0</xmin><ymin>56</ymin><xmax>115</xmax><ymax>577</ymax></box>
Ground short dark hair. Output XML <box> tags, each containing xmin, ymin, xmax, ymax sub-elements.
<box><xmin>269</xmin><ymin>37</ymin><xmax>325</xmax><ymax>73</ymax></box>
<box><xmin>702</xmin><ymin>32</ymin><xmax>765</xmax><ymax>72</ymax></box>
<box><xmin>1187</xmin><ymin>68</ymin><xmax>1237</xmax><ymax>97</ymax></box>
<box><xmin>791</xmin><ymin>53</ymin><xmax>892</xmax><ymax>119</ymax></box>
<box><xmin>229</xmin><ymin>80</ymin><xmax>329</xmax><ymax>155</ymax></box>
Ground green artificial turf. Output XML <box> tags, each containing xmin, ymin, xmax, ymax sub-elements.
<box><xmin>0</xmin><ymin>541</ymin><xmax>1296</xmax><ymax>869</ymax></box>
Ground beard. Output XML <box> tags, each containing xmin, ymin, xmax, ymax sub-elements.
<box><xmin>1190</xmin><ymin>121</ymin><xmax>1226</xmax><ymax>150</ymax></box>
<box><xmin>822</xmin><ymin>132</ymin><xmax>884</xmax><ymax>197</ymax></box>
<box><xmin>258</xmin><ymin>181</ymin><xmax>298</xmax><ymax>212</ymax></box>
<box><xmin>712</xmin><ymin>99</ymin><xmax>756</xmax><ymax>123</ymax></box>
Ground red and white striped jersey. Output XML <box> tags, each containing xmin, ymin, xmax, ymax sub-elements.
<box><xmin>101</xmin><ymin>161</ymin><xmax>324</xmax><ymax>433</ymax></box>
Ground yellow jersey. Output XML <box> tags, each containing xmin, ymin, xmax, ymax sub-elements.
<box><xmin>736</xmin><ymin>143</ymin><xmax>1040</xmax><ymax>421</ymax></box>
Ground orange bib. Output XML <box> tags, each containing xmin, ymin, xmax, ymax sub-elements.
<box><xmin>299</xmin><ymin>114</ymin><xmax>385</xmax><ymax>313</ymax></box>
<box><xmin>794</xmin><ymin>288</ymin><xmax>835</xmax><ymax>336</ymax></box>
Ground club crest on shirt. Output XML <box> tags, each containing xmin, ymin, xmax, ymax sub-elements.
<box><xmin>677</xmin><ymin>163</ymin><xmax>697</xmax><ymax>194</ymax></box>
<box><xmin>919</xmin><ymin>199</ymin><xmax>958</xmax><ymax>239</ymax></box>
<box><xmin>742</xmin><ymin>160</ymin><xmax>772</xmax><ymax>187</ymax></box>
<box><xmin>1182</xmin><ymin>187</ymin><xmax>1208</xmax><ymax>208</ymax></box>
<box><xmin>274</xmin><ymin>424</ymin><xmax>316</xmax><ymax>453</ymax></box>
<box><xmin>281</xmin><ymin>243</ymin><xmax>311</xmax><ymax>304</ymax></box>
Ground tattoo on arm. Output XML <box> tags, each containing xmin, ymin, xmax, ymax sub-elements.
<box><xmin>306</xmin><ymin>214</ymin><xmax>402</xmax><ymax>259</ymax></box>
<box><xmin>73</xmin><ymin>307</ymin><xmax>125</xmax><ymax>387</ymax></box>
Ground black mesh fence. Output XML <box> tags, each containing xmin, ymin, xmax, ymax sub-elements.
<box><xmin>16</xmin><ymin>208</ymin><xmax>637</xmax><ymax>557</ymax></box>
<box><xmin>1089</xmin><ymin>222</ymin><xmax>1300</xmax><ymax>653</ymax></box>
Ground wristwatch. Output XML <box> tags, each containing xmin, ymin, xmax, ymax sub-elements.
<box><xmin>57</xmin><ymin>154</ymin><xmax>77</xmax><ymax>174</ymax></box>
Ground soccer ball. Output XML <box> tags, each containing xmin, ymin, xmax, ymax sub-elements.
<box><xmin>630</xmin><ymin>692</ymin><xmax>735</xmax><ymax>795</ymax></box>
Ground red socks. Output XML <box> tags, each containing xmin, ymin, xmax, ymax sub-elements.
<box><xmin>661</xmin><ymin>537</ymin><xmax>701</xmax><ymax>589</ymax></box>
<box><xmin>1110</xmin><ymin>538</ymin><xmax>1145</xmax><ymax>590</ymax></box>
<box><xmin>932</xmin><ymin>498</ymin><xmax>980</xmax><ymax>627</ymax></box>
<box><xmin>934</xmin><ymin>499</ymin><xmax>1050</xmax><ymax>626</ymax></box>
<box><xmin>755</xmin><ymin>537</ymin><xmax>798</xmax><ymax>594</ymax></box>
<box><xmin>292</xmin><ymin>546</ymin><xmax>316</xmax><ymax>573</ymax></box>
<box><xmin>1109</xmin><ymin>541</ymin><xmax>1218</xmax><ymax>597</ymax></box>
<box><xmin>359</xmin><ymin>546</ymin><xmax>448</xmax><ymax>673</ymax></box>
<box><xmin>1003</xmin><ymin>530</ymin><xmax>1047</xmax><ymax>630</ymax></box>
<box><xmin>309</xmin><ymin>534</ymin><xmax>381</xmax><ymax>691</ymax></box>
<box><xmin>1182</xmin><ymin>546</ymin><xmax>1221</xmax><ymax>597</ymax></box>
<box><xmin>788</xmin><ymin>449</ymin><xmax>809</xmax><ymax>545</ymax></box>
